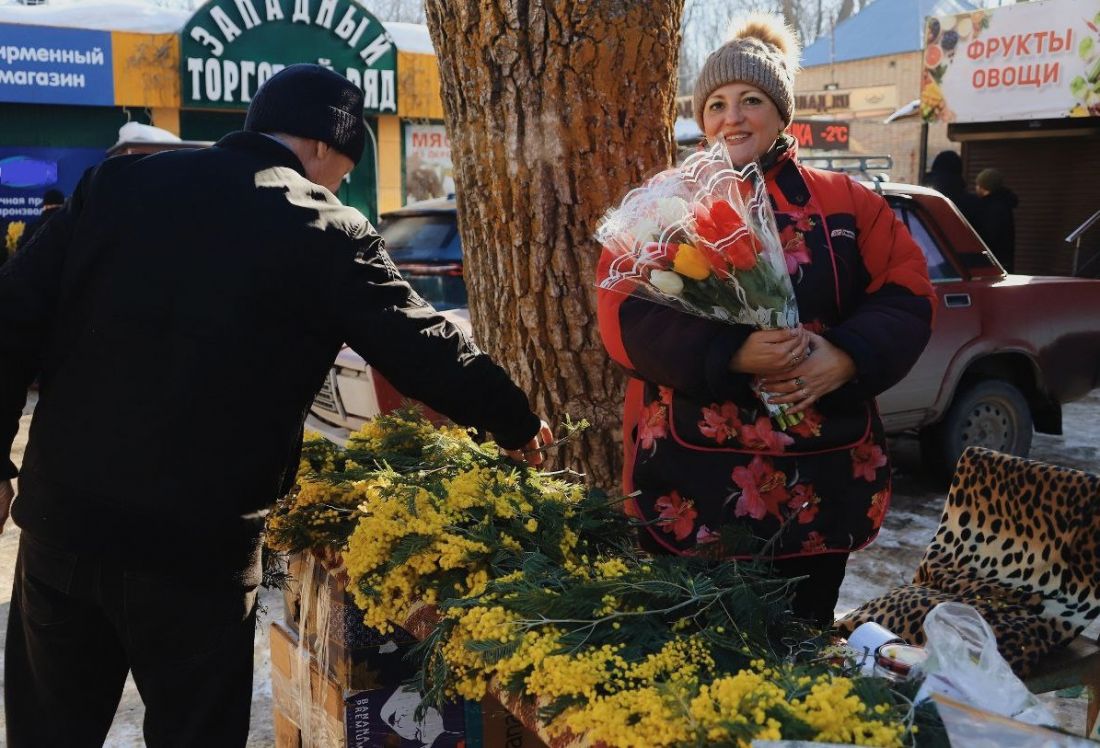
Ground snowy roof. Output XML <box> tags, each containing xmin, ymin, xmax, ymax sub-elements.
<box><xmin>0</xmin><ymin>1</ymin><xmax>436</xmax><ymax>54</ymax></box>
<box><xmin>0</xmin><ymin>0</ymin><xmax>190</xmax><ymax>33</ymax></box>
<box><xmin>382</xmin><ymin>21</ymin><xmax>433</xmax><ymax>55</ymax></box>
<box><xmin>800</xmin><ymin>0</ymin><xmax>976</xmax><ymax>67</ymax></box>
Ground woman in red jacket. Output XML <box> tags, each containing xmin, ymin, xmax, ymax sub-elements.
<box><xmin>597</xmin><ymin>15</ymin><xmax>935</xmax><ymax>626</ymax></box>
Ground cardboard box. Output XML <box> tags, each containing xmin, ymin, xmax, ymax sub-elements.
<box><xmin>273</xmin><ymin>708</ymin><xmax>302</xmax><ymax>748</ymax></box>
<box><xmin>271</xmin><ymin>621</ymin><xmax>471</xmax><ymax>747</ymax></box>
<box><xmin>480</xmin><ymin>696</ymin><xmax>548</xmax><ymax>748</ymax></box>
<box><xmin>275</xmin><ymin>594</ymin><xmax>415</xmax><ymax>695</ymax></box>
<box><xmin>284</xmin><ymin>553</ymin><xmax>416</xmax><ymax>648</ymax></box>
<box><xmin>344</xmin><ymin>685</ymin><xmax>467</xmax><ymax>747</ymax></box>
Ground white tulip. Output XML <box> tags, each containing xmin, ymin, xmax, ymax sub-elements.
<box><xmin>656</xmin><ymin>197</ymin><xmax>690</xmax><ymax>227</ymax></box>
<box><xmin>627</xmin><ymin>218</ymin><xmax>659</xmax><ymax>245</ymax></box>
<box><xmin>650</xmin><ymin>270</ymin><xmax>685</xmax><ymax>296</ymax></box>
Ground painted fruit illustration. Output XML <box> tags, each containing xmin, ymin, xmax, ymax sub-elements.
<box><xmin>1072</xmin><ymin>75</ymin><xmax>1089</xmax><ymax>100</ymax></box>
<box><xmin>1082</xmin><ymin>36</ymin><xmax>1096</xmax><ymax>63</ymax></box>
<box><xmin>927</xmin><ymin>17</ymin><xmax>941</xmax><ymax>44</ymax></box>
<box><xmin>925</xmin><ymin>44</ymin><xmax>943</xmax><ymax>66</ymax></box>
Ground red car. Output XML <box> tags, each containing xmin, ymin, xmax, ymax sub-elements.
<box><xmin>310</xmin><ymin>188</ymin><xmax>1100</xmax><ymax>481</ymax></box>
<box><xmin>877</xmin><ymin>182</ymin><xmax>1100</xmax><ymax>479</ymax></box>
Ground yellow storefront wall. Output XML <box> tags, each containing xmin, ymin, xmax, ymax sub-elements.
<box><xmin>397</xmin><ymin>51</ymin><xmax>445</xmax><ymax>121</ymax></box>
<box><xmin>377</xmin><ymin>115</ymin><xmax>403</xmax><ymax>214</ymax></box>
<box><xmin>379</xmin><ymin>50</ymin><xmax>448</xmax><ymax>213</ymax></box>
<box><xmin>106</xmin><ymin>34</ymin><xmax>446</xmax><ymax>214</ymax></box>
<box><xmin>110</xmin><ymin>32</ymin><xmax>181</xmax><ymax>134</ymax></box>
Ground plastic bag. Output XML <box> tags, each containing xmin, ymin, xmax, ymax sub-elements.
<box><xmin>931</xmin><ymin>693</ymin><xmax>1094</xmax><ymax>748</ymax></box>
<box><xmin>916</xmin><ymin>602</ymin><xmax>1056</xmax><ymax>726</ymax></box>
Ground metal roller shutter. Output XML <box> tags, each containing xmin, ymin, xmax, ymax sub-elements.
<box><xmin>963</xmin><ymin>135</ymin><xmax>1100</xmax><ymax>277</ymax></box>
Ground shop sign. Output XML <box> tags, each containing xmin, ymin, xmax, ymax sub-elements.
<box><xmin>0</xmin><ymin>25</ymin><xmax>113</xmax><ymax>106</ymax></box>
<box><xmin>796</xmin><ymin>91</ymin><xmax>850</xmax><ymax>113</ymax></box>
<box><xmin>922</xmin><ymin>0</ymin><xmax>1100</xmax><ymax>122</ymax></box>
<box><xmin>404</xmin><ymin>123</ymin><xmax>453</xmax><ymax>204</ymax></box>
<box><xmin>0</xmin><ymin>146</ymin><xmax>105</xmax><ymax>224</ymax></box>
<box><xmin>787</xmin><ymin>120</ymin><xmax>850</xmax><ymax>150</ymax></box>
<box><xmin>181</xmin><ymin>0</ymin><xmax>397</xmax><ymax>114</ymax></box>
<box><xmin>794</xmin><ymin>86</ymin><xmax>897</xmax><ymax>114</ymax></box>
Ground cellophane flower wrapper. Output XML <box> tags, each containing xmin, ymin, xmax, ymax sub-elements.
<box><xmin>596</xmin><ymin>140</ymin><xmax>801</xmax><ymax>429</ymax></box>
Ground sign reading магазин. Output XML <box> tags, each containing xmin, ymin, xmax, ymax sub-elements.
<box><xmin>181</xmin><ymin>0</ymin><xmax>397</xmax><ymax>114</ymax></box>
<box><xmin>922</xmin><ymin>0</ymin><xmax>1100</xmax><ymax>123</ymax></box>
<box><xmin>0</xmin><ymin>24</ymin><xmax>113</xmax><ymax>106</ymax></box>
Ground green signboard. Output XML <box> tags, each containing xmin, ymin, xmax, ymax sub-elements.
<box><xmin>180</xmin><ymin>0</ymin><xmax>397</xmax><ymax>114</ymax></box>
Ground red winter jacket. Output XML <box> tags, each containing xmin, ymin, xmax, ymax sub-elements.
<box><xmin>597</xmin><ymin>144</ymin><xmax>934</xmax><ymax>559</ymax></box>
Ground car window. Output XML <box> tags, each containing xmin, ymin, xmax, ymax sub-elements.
<box><xmin>377</xmin><ymin>213</ymin><xmax>462</xmax><ymax>263</ymax></box>
<box><xmin>405</xmin><ymin>275</ymin><xmax>468</xmax><ymax>312</ymax></box>
<box><xmin>893</xmin><ymin>206</ymin><xmax>960</xmax><ymax>282</ymax></box>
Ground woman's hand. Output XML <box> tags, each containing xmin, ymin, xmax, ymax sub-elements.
<box><xmin>761</xmin><ymin>332</ymin><xmax>857</xmax><ymax>415</ymax></box>
<box><xmin>728</xmin><ymin>326</ymin><xmax>810</xmax><ymax>377</ymax></box>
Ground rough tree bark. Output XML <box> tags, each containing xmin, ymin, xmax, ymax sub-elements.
<box><xmin>424</xmin><ymin>1</ymin><xmax>685</xmax><ymax>490</ymax></box>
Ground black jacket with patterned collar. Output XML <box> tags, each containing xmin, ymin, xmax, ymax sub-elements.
<box><xmin>0</xmin><ymin>132</ymin><xmax>539</xmax><ymax>581</ymax></box>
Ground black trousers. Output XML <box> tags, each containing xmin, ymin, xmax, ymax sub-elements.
<box><xmin>5</xmin><ymin>532</ymin><xmax>259</xmax><ymax>748</ymax></box>
<box><xmin>771</xmin><ymin>552</ymin><xmax>850</xmax><ymax>627</ymax></box>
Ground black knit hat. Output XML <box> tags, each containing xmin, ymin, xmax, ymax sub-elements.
<box><xmin>245</xmin><ymin>64</ymin><xmax>366</xmax><ymax>165</ymax></box>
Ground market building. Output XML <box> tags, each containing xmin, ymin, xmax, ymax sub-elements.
<box><xmin>0</xmin><ymin>0</ymin><xmax>453</xmax><ymax>243</ymax></box>
<box><xmin>793</xmin><ymin>0</ymin><xmax>974</xmax><ymax>184</ymax></box>
<box><xmin>922</xmin><ymin>0</ymin><xmax>1100</xmax><ymax>277</ymax></box>
<box><xmin>673</xmin><ymin>0</ymin><xmax>969</xmax><ymax>184</ymax></box>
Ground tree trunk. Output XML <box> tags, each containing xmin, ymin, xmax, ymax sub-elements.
<box><xmin>424</xmin><ymin>1</ymin><xmax>685</xmax><ymax>490</ymax></box>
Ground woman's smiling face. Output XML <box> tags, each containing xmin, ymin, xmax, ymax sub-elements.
<box><xmin>702</xmin><ymin>82</ymin><xmax>785</xmax><ymax>167</ymax></box>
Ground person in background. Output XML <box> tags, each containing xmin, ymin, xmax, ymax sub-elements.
<box><xmin>0</xmin><ymin>64</ymin><xmax>552</xmax><ymax>747</ymax></box>
<box><xmin>597</xmin><ymin>13</ymin><xmax>934</xmax><ymax>627</ymax></box>
<box><xmin>922</xmin><ymin>150</ymin><xmax>982</xmax><ymax>228</ymax></box>
<box><xmin>974</xmin><ymin>168</ymin><xmax>1018</xmax><ymax>273</ymax></box>
<box><xmin>15</xmin><ymin>188</ymin><xmax>64</xmax><ymax>252</ymax></box>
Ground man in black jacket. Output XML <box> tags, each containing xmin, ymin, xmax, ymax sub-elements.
<box><xmin>0</xmin><ymin>65</ymin><xmax>550</xmax><ymax>747</ymax></box>
<box><xmin>974</xmin><ymin>167</ymin><xmax>1018</xmax><ymax>273</ymax></box>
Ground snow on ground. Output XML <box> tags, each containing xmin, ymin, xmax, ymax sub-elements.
<box><xmin>0</xmin><ymin>391</ymin><xmax>1097</xmax><ymax>741</ymax></box>
<box><xmin>839</xmin><ymin>390</ymin><xmax>1100</xmax><ymax>736</ymax></box>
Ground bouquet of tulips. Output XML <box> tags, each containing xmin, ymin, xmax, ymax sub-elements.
<box><xmin>597</xmin><ymin>140</ymin><xmax>801</xmax><ymax>428</ymax></box>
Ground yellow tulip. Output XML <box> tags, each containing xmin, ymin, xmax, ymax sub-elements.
<box><xmin>672</xmin><ymin>243</ymin><xmax>711</xmax><ymax>280</ymax></box>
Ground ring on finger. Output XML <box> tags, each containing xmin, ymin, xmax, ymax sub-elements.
<box><xmin>790</xmin><ymin>352</ymin><xmax>801</xmax><ymax>364</ymax></box>
<box><xmin>794</xmin><ymin>376</ymin><xmax>805</xmax><ymax>388</ymax></box>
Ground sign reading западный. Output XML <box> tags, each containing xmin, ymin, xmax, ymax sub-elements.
<box><xmin>180</xmin><ymin>0</ymin><xmax>397</xmax><ymax>114</ymax></box>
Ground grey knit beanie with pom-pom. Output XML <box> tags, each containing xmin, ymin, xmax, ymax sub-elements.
<box><xmin>693</xmin><ymin>14</ymin><xmax>801</xmax><ymax>128</ymax></box>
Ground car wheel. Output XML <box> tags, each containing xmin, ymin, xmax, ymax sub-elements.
<box><xmin>919</xmin><ymin>380</ymin><xmax>1033</xmax><ymax>484</ymax></box>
